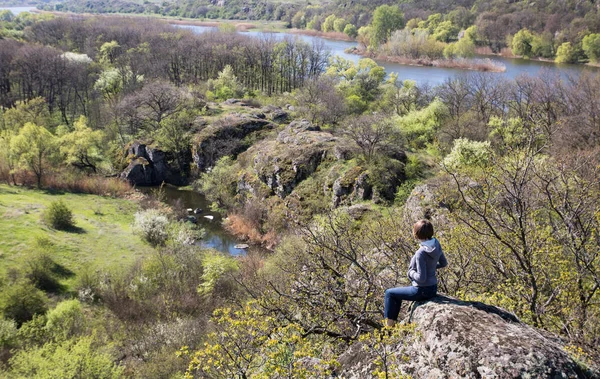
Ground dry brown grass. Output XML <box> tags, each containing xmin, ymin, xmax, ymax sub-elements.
<box><xmin>289</xmin><ymin>29</ymin><xmax>354</xmax><ymax>42</ymax></box>
<box><xmin>0</xmin><ymin>167</ymin><xmax>133</xmax><ymax>197</ymax></box>
<box><xmin>224</xmin><ymin>213</ymin><xmax>278</xmax><ymax>249</ymax></box>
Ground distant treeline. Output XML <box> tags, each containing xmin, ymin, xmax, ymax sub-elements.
<box><xmin>45</xmin><ymin>0</ymin><xmax>600</xmax><ymax>55</ymax></box>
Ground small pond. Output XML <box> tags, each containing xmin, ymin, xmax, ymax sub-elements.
<box><xmin>137</xmin><ymin>185</ymin><xmax>254</xmax><ymax>256</ymax></box>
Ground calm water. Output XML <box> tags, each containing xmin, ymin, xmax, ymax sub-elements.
<box><xmin>176</xmin><ymin>24</ymin><xmax>597</xmax><ymax>85</ymax></box>
<box><xmin>138</xmin><ymin>185</ymin><xmax>252</xmax><ymax>256</ymax></box>
<box><xmin>0</xmin><ymin>6</ymin><xmax>36</xmax><ymax>15</ymax></box>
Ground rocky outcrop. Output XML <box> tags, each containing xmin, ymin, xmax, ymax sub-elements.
<box><xmin>331</xmin><ymin>166</ymin><xmax>373</xmax><ymax>207</ymax></box>
<box><xmin>338</xmin><ymin>296</ymin><xmax>597</xmax><ymax>379</ymax></box>
<box><xmin>404</xmin><ymin>181</ymin><xmax>451</xmax><ymax>223</ymax></box>
<box><xmin>247</xmin><ymin>120</ymin><xmax>337</xmax><ymax>198</ymax></box>
<box><xmin>261</xmin><ymin>105</ymin><xmax>289</xmax><ymax>123</ymax></box>
<box><xmin>120</xmin><ymin>142</ymin><xmax>181</xmax><ymax>186</ymax></box>
<box><xmin>192</xmin><ymin>115</ymin><xmax>274</xmax><ymax>172</ymax></box>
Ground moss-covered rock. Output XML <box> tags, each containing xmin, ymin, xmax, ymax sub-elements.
<box><xmin>246</xmin><ymin>120</ymin><xmax>338</xmax><ymax>198</ymax></box>
<box><xmin>192</xmin><ymin>114</ymin><xmax>274</xmax><ymax>172</ymax></box>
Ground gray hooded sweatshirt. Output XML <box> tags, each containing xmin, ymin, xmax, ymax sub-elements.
<box><xmin>407</xmin><ymin>238</ymin><xmax>447</xmax><ymax>287</ymax></box>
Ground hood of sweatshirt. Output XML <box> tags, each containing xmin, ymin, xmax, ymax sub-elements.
<box><xmin>420</xmin><ymin>238</ymin><xmax>442</xmax><ymax>259</ymax></box>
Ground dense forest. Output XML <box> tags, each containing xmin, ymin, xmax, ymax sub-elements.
<box><xmin>0</xmin><ymin>7</ymin><xmax>599</xmax><ymax>379</ymax></box>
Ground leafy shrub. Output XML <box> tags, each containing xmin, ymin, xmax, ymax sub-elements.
<box><xmin>443</xmin><ymin>138</ymin><xmax>492</xmax><ymax>170</ymax></box>
<box><xmin>0</xmin><ymin>281</ymin><xmax>48</xmax><ymax>326</ymax></box>
<box><xmin>197</xmin><ymin>252</ymin><xmax>239</xmax><ymax>296</ymax></box>
<box><xmin>45</xmin><ymin>300</ymin><xmax>86</xmax><ymax>342</ymax></box>
<box><xmin>42</xmin><ymin>200</ymin><xmax>74</xmax><ymax>230</ymax></box>
<box><xmin>0</xmin><ymin>318</ymin><xmax>17</xmax><ymax>349</ymax></box>
<box><xmin>132</xmin><ymin>209</ymin><xmax>169</xmax><ymax>247</ymax></box>
<box><xmin>7</xmin><ymin>336</ymin><xmax>123</xmax><ymax>378</ymax></box>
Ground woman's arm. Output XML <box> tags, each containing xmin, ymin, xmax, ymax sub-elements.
<box><xmin>437</xmin><ymin>252</ymin><xmax>448</xmax><ymax>269</ymax></box>
<box><xmin>408</xmin><ymin>251</ymin><xmax>428</xmax><ymax>285</ymax></box>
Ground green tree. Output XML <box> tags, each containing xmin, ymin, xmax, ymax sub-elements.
<box><xmin>196</xmin><ymin>156</ymin><xmax>240</xmax><ymax>212</ymax></box>
<box><xmin>333</xmin><ymin>18</ymin><xmax>347</xmax><ymax>33</ymax></box>
<box><xmin>344</xmin><ymin>23</ymin><xmax>358</xmax><ymax>38</ymax></box>
<box><xmin>433</xmin><ymin>20</ymin><xmax>459</xmax><ymax>42</ymax></box>
<box><xmin>207</xmin><ymin>65</ymin><xmax>244</xmax><ymax>100</ymax></box>
<box><xmin>2</xmin><ymin>98</ymin><xmax>51</xmax><ymax>132</ymax></box>
<box><xmin>444</xmin><ymin>37</ymin><xmax>475</xmax><ymax>58</ymax></box>
<box><xmin>10</xmin><ymin>123</ymin><xmax>57</xmax><ymax>188</ymax></box>
<box><xmin>371</xmin><ymin>5</ymin><xmax>405</xmax><ymax>47</ymax></box>
<box><xmin>98</xmin><ymin>40</ymin><xmax>121</xmax><ymax>66</ymax></box>
<box><xmin>321</xmin><ymin>14</ymin><xmax>337</xmax><ymax>33</ymax></box>
<box><xmin>555</xmin><ymin>42</ymin><xmax>578</xmax><ymax>63</ymax></box>
<box><xmin>511</xmin><ymin>29</ymin><xmax>535</xmax><ymax>58</ymax></box>
<box><xmin>58</xmin><ymin>116</ymin><xmax>105</xmax><ymax>173</ymax></box>
<box><xmin>582</xmin><ymin>33</ymin><xmax>600</xmax><ymax>63</ymax></box>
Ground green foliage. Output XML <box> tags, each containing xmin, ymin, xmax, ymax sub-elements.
<box><xmin>511</xmin><ymin>29</ymin><xmax>535</xmax><ymax>58</ymax></box>
<box><xmin>59</xmin><ymin>116</ymin><xmax>105</xmax><ymax>173</ymax></box>
<box><xmin>42</xmin><ymin>200</ymin><xmax>75</xmax><ymax>231</ymax></box>
<box><xmin>344</xmin><ymin>23</ymin><xmax>358</xmax><ymax>38</ymax></box>
<box><xmin>0</xmin><ymin>318</ymin><xmax>18</xmax><ymax>349</ymax></box>
<box><xmin>2</xmin><ymin>98</ymin><xmax>51</xmax><ymax>132</ymax></box>
<box><xmin>530</xmin><ymin>33</ymin><xmax>555</xmax><ymax>58</ymax></box>
<box><xmin>45</xmin><ymin>300</ymin><xmax>86</xmax><ymax>342</ymax></box>
<box><xmin>321</xmin><ymin>14</ymin><xmax>337</xmax><ymax>32</ymax></box>
<box><xmin>185</xmin><ymin>303</ymin><xmax>338</xmax><ymax>379</ymax></box>
<box><xmin>7</xmin><ymin>336</ymin><xmax>123</xmax><ymax>378</ymax></box>
<box><xmin>333</xmin><ymin>18</ymin><xmax>347</xmax><ymax>33</ymax></box>
<box><xmin>197</xmin><ymin>252</ymin><xmax>239</xmax><ymax>296</ymax></box>
<box><xmin>371</xmin><ymin>5</ymin><xmax>405</xmax><ymax>47</ymax></box>
<box><xmin>99</xmin><ymin>40</ymin><xmax>121</xmax><ymax>65</ymax></box>
<box><xmin>444</xmin><ymin>37</ymin><xmax>475</xmax><ymax>58</ymax></box>
<box><xmin>132</xmin><ymin>209</ymin><xmax>169</xmax><ymax>247</ymax></box>
<box><xmin>555</xmin><ymin>42</ymin><xmax>578</xmax><ymax>63</ymax></box>
<box><xmin>359</xmin><ymin>324</ymin><xmax>417</xmax><ymax>379</ymax></box>
<box><xmin>0</xmin><ymin>281</ymin><xmax>48</xmax><ymax>326</ymax></box>
<box><xmin>196</xmin><ymin>156</ymin><xmax>240</xmax><ymax>211</ymax></box>
<box><xmin>10</xmin><ymin>122</ymin><xmax>57</xmax><ymax>187</ymax></box>
<box><xmin>582</xmin><ymin>33</ymin><xmax>600</xmax><ymax>63</ymax></box>
<box><xmin>396</xmin><ymin>99</ymin><xmax>448</xmax><ymax>150</ymax></box>
<box><xmin>432</xmin><ymin>20</ymin><xmax>459</xmax><ymax>42</ymax></box>
<box><xmin>207</xmin><ymin>65</ymin><xmax>245</xmax><ymax>100</ymax></box>
<box><xmin>463</xmin><ymin>25</ymin><xmax>478</xmax><ymax>43</ymax></box>
<box><xmin>443</xmin><ymin>138</ymin><xmax>492</xmax><ymax>170</ymax></box>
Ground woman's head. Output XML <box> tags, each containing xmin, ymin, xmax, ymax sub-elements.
<box><xmin>413</xmin><ymin>219</ymin><xmax>434</xmax><ymax>240</ymax></box>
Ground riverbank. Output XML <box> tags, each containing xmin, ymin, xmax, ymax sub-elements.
<box><xmin>347</xmin><ymin>47</ymin><xmax>506</xmax><ymax>73</ymax></box>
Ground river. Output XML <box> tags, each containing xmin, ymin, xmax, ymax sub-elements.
<box><xmin>0</xmin><ymin>6</ymin><xmax>36</xmax><ymax>15</ymax></box>
<box><xmin>176</xmin><ymin>24</ymin><xmax>597</xmax><ymax>86</ymax></box>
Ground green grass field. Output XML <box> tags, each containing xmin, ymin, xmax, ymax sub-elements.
<box><xmin>0</xmin><ymin>184</ymin><xmax>152</xmax><ymax>287</ymax></box>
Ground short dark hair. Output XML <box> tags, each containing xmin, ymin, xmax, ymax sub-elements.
<box><xmin>413</xmin><ymin>219</ymin><xmax>434</xmax><ymax>240</ymax></box>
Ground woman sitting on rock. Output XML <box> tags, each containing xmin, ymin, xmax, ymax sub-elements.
<box><xmin>384</xmin><ymin>219</ymin><xmax>447</xmax><ymax>326</ymax></box>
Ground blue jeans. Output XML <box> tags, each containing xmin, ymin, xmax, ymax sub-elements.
<box><xmin>384</xmin><ymin>284</ymin><xmax>437</xmax><ymax>321</ymax></box>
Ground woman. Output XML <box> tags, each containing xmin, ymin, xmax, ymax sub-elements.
<box><xmin>384</xmin><ymin>219</ymin><xmax>447</xmax><ymax>326</ymax></box>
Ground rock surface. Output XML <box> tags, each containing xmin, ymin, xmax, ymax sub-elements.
<box><xmin>120</xmin><ymin>142</ymin><xmax>181</xmax><ymax>186</ymax></box>
<box><xmin>247</xmin><ymin>120</ymin><xmax>337</xmax><ymax>198</ymax></box>
<box><xmin>338</xmin><ymin>296</ymin><xmax>597</xmax><ymax>379</ymax></box>
<box><xmin>192</xmin><ymin>115</ymin><xmax>273</xmax><ymax>172</ymax></box>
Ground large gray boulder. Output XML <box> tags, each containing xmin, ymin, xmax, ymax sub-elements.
<box><xmin>338</xmin><ymin>296</ymin><xmax>597</xmax><ymax>379</ymax></box>
<box><xmin>248</xmin><ymin>120</ymin><xmax>337</xmax><ymax>198</ymax></box>
<box><xmin>120</xmin><ymin>142</ymin><xmax>179</xmax><ymax>186</ymax></box>
<box><xmin>192</xmin><ymin>115</ymin><xmax>273</xmax><ymax>172</ymax></box>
